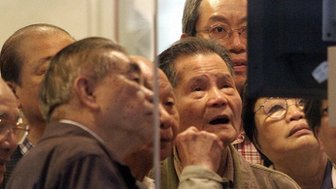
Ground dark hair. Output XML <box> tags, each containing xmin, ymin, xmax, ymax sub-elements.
<box><xmin>158</xmin><ymin>37</ymin><xmax>233</xmax><ymax>87</ymax></box>
<box><xmin>0</xmin><ymin>23</ymin><xmax>74</xmax><ymax>85</ymax></box>
<box><xmin>304</xmin><ymin>99</ymin><xmax>323</xmax><ymax>134</ymax></box>
<box><xmin>182</xmin><ymin>0</ymin><xmax>202</xmax><ymax>36</ymax></box>
<box><xmin>40</xmin><ymin>37</ymin><xmax>127</xmax><ymax>121</ymax></box>
<box><xmin>242</xmin><ymin>85</ymin><xmax>273</xmax><ymax>166</ymax></box>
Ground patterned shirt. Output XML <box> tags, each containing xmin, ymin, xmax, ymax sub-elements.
<box><xmin>232</xmin><ymin>131</ymin><xmax>263</xmax><ymax>165</ymax></box>
<box><xmin>2</xmin><ymin>139</ymin><xmax>33</xmax><ymax>188</ymax></box>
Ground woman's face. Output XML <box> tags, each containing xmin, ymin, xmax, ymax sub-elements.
<box><xmin>316</xmin><ymin>100</ymin><xmax>336</xmax><ymax>164</ymax></box>
<box><xmin>253</xmin><ymin>98</ymin><xmax>319</xmax><ymax>163</ymax></box>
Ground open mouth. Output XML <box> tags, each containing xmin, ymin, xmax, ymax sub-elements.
<box><xmin>209</xmin><ymin>116</ymin><xmax>230</xmax><ymax>125</ymax></box>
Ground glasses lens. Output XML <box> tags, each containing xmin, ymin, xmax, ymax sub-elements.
<box><xmin>263</xmin><ymin>99</ymin><xmax>287</xmax><ymax>119</ymax></box>
<box><xmin>296</xmin><ymin>99</ymin><xmax>305</xmax><ymax>110</ymax></box>
<box><xmin>240</xmin><ymin>26</ymin><xmax>248</xmax><ymax>39</ymax></box>
<box><xmin>13</xmin><ymin>124</ymin><xmax>29</xmax><ymax>144</ymax></box>
<box><xmin>209</xmin><ymin>25</ymin><xmax>229</xmax><ymax>40</ymax></box>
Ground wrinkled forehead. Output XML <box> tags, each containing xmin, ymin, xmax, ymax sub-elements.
<box><xmin>103</xmin><ymin>51</ymin><xmax>140</xmax><ymax>74</ymax></box>
<box><xmin>174</xmin><ymin>53</ymin><xmax>232</xmax><ymax>79</ymax></box>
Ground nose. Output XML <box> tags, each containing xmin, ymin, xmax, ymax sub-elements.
<box><xmin>286</xmin><ymin>104</ymin><xmax>305</xmax><ymax>122</ymax></box>
<box><xmin>206</xmin><ymin>87</ymin><xmax>228</xmax><ymax>108</ymax></box>
<box><xmin>0</xmin><ymin>130</ymin><xmax>18</xmax><ymax>152</ymax></box>
<box><xmin>227</xmin><ymin>32</ymin><xmax>246</xmax><ymax>54</ymax></box>
<box><xmin>159</xmin><ymin>105</ymin><xmax>172</xmax><ymax>129</ymax></box>
<box><xmin>142</xmin><ymin>85</ymin><xmax>154</xmax><ymax>104</ymax></box>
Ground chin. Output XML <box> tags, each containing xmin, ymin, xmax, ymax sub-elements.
<box><xmin>160</xmin><ymin>145</ymin><xmax>172</xmax><ymax>160</ymax></box>
<box><xmin>218</xmin><ymin>132</ymin><xmax>238</xmax><ymax>146</ymax></box>
<box><xmin>160</xmin><ymin>150</ymin><xmax>171</xmax><ymax>161</ymax></box>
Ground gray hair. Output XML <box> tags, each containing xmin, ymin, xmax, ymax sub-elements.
<box><xmin>40</xmin><ymin>37</ymin><xmax>128</xmax><ymax>121</ymax></box>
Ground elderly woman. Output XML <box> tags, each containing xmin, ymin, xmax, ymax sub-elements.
<box><xmin>305</xmin><ymin>99</ymin><xmax>336</xmax><ymax>188</ymax></box>
<box><xmin>243</xmin><ymin>96</ymin><xmax>329</xmax><ymax>189</ymax></box>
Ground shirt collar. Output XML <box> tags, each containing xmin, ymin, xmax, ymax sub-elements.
<box><xmin>59</xmin><ymin>119</ymin><xmax>105</xmax><ymax>145</ymax></box>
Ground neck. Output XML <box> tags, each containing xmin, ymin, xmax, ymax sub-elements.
<box><xmin>124</xmin><ymin>148</ymin><xmax>153</xmax><ymax>181</ymax></box>
<box><xmin>217</xmin><ymin>146</ymin><xmax>229</xmax><ymax>176</ymax></box>
<box><xmin>27</xmin><ymin>120</ymin><xmax>46</xmax><ymax>145</ymax></box>
<box><xmin>274</xmin><ymin>151</ymin><xmax>328</xmax><ymax>189</ymax></box>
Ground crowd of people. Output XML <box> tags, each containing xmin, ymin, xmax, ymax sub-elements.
<box><xmin>0</xmin><ymin>0</ymin><xmax>334</xmax><ymax>188</ymax></box>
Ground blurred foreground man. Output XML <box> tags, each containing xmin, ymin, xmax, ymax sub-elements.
<box><xmin>7</xmin><ymin>37</ymin><xmax>154</xmax><ymax>189</ymax></box>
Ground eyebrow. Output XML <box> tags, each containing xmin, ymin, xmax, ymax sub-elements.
<box><xmin>209</xmin><ymin>15</ymin><xmax>247</xmax><ymax>25</ymax></box>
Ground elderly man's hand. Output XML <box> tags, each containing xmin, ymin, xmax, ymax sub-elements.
<box><xmin>175</xmin><ymin>126</ymin><xmax>224</xmax><ymax>172</ymax></box>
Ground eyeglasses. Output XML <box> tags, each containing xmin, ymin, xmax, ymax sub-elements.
<box><xmin>198</xmin><ymin>24</ymin><xmax>247</xmax><ymax>41</ymax></box>
<box><xmin>254</xmin><ymin>98</ymin><xmax>304</xmax><ymax>120</ymax></box>
<box><xmin>0</xmin><ymin>118</ymin><xmax>29</xmax><ymax>144</ymax></box>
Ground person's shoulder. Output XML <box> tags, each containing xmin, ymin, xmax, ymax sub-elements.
<box><xmin>250</xmin><ymin>164</ymin><xmax>301</xmax><ymax>189</ymax></box>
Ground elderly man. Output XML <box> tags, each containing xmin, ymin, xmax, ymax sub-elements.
<box><xmin>124</xmin><ymin>55</ymin><xmax>179</xmax><ymax>189</ymax></box>
<box><xmin>0</xmin><ymin>23</ymin><xmax>75</xmax><ymax>187</ymax></box>
<box><xmin>0</xmin><ymin>77</ymin><xmax>28</xmax><ymax>184</ymax></box>
<box><xmin>158</xmin><ymin>37</ymin><xmax>300</xmax><ymax>189</ymax></box>
<box><xmin>181</xmin><ymin>0</ymin><xmax>262</xmax><ymax>165</ymax></box>
<box><xmin>6</xmin><ymin>37</ymin><xmax>154</xmax><ymax>189</ymax></box>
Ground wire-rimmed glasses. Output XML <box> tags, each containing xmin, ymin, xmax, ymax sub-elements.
<box><xmin>197</xmin><ymin>24</ymin><xmax>247</xmax><ymax>41</ymax></box>
<box><xmin>0</xmin><ymin>118</ymin><xmax>29</xmax><ymax>144</ymax></box>
<box><xmin>254</xmin><ymin>98</ymin><xmax>305</xmax><ymax>120</ymax></box>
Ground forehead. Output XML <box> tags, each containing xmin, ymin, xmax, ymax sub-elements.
<box><xmin>199</xmin><ymin>0</ymin><xmax>247</xmax><ymax>23</ymax></box>
<box><xmin>105</xmin><ymin>51</ymin><xmax>133</xmax><ymax>71</ymax></box>
<box><xmin>18</xmin><ymin>32</ymin><xmax>73</xmax><ymax>61</ymax></box>
<box><xmin>174</xmin><ymin>53</ymin><xmax>231</xmax><ymax>80</ymax></box>
<box><xmin>255</xmin><ymin>97</ymin><xmax>268</xmax><ymax>107</ymax></box>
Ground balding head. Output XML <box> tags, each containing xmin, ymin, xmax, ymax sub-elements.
<box><xmin>0</xmin><ymin>23</ymin><xmax>75</xmax><ymax>84</ymax></box>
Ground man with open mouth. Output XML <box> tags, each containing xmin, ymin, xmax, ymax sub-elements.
<box><xmin>157</xmin><ymin>37</ymin><xmax>301</xmax><ymax>189</ymax></box>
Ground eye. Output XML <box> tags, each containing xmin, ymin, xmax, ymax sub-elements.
<box><xmin>36</xmin><ymin>67</ymin><xmax>47</xmax><ymax>76</ymax></box>
<box><xmin>296</xmin><ymin>99</ymin><xmax>305</xmax><ymax>109</ymax></box>
<box><xmin>132</xmin><ymin>76</ymin><xmax>140</xmax><ymax>83</ymax></box>
<box><xmin>322</xmin><ymin>107</ymin><xmax>328</xmax><ymax>115</ymax></box>
<box><xmin>129</xmin><ymin>73</ymin><xmax>142</xmax><ymax>84</ymax></box>
<box><xmin>210</xmin><ymin>25</ymin><xmax>227</xmax><ymax>34</ymax></box>
<box><xmin>192</xmin><ymin>86</ymin><xmax>203</xmax><ymax>91</ymax></box>
<box><xmin>265</xmin><ymin>104</ymin><xmax>286</xmax><ymax>115</ymax></box>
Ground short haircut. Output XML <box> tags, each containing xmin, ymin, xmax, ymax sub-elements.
<box><xmin>0</xmin><ymin>23</ymin><xmax>74</xmax><ymax>85</ymax></box>
<box><xmin>40</xmin><ymin>37</ymin><xmax>128</xmax><ymax>121</ymax></box>
<box><xmin>182</xmin><ymin>0</ymin><xmax>202</xmax><ymax>36</ymax></box>
<box><xmin>158</xmin><ymin>37</ymin><xmax>233</xmax><ymax>87</ymax></box>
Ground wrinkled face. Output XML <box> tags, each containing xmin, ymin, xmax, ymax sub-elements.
<box><xmin>0</xmin><ymin>80</ymin><xmax>19</xmax><ymax>183</ymax></box>
<box><xmin>254</xmin><ymin>98</ymin><xmax>319</xmax><ymax>163</ymax></box>
<box><xmin>153</xmin><ymin>72</ymin><xmax>179</xmax><ymax>160</ymax></box>
<box><xmin>196</xmin><ymin>0</ymin><xmax>247</xmax><ymax>92</ymax></box>
<box><xmin>317</xmin><ymin>100</ymin><xmax>336</xmax><ymax>164</ymax></box>
<box><xmin>95</xmin><ymin>52</ymin><xmax>154</xmax><ymax>151</ymax></box>
<box><xmin>173</xmin><ymin>53</ymin><xmax>242</xmax><ymax>145</ymax></box>
<box><xmin>16</xmin><ymin>32</ymin><xmax>74</xmax><ymax>125</ymax></box>
<box><xmin>135</xmin><ymin>57</ymin><xmax>179</xmax><ymax>160</ymax></box>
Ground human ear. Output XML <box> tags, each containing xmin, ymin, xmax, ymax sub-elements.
<box><xmin>74</xmin><ymin>76</ymin><xmax>99</xmax><ymax>110</ymax></box>
<box><xmin>180</xmin><ymin>33</ymin><xmax>190</xmax><ymax>39</ymax></box>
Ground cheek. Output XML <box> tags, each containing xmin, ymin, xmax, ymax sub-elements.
<box><xmin>177</xmin><ymin>104</ymin><xmax>203</xmax><ymax>132</ymax></box>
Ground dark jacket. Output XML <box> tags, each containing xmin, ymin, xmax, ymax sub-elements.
<box><xmin>6</xmin><ymin>121</ymin><xmax>138</xmax><ymax>189</ymax></box>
